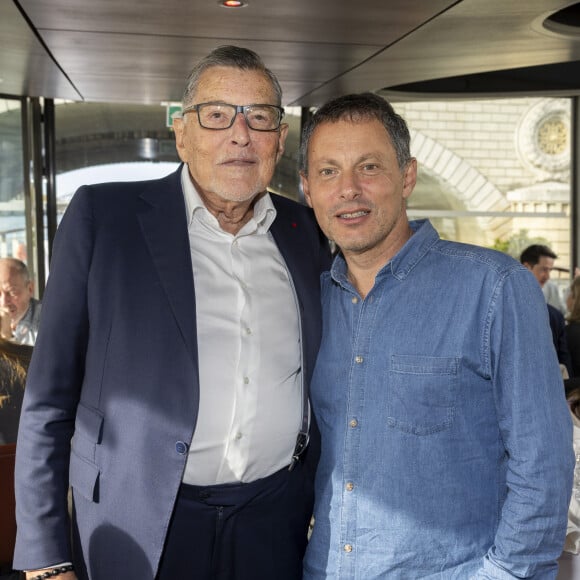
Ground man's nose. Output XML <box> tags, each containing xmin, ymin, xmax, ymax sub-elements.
<box><xmin>340</xmin><ymin>172</ymin><xmax>362</xmax><ymax>200</ymax></box>
<box><xmin>230</xmin><ymin>112</ymin><xmax>251</xmax><ymax>145</ymax></box>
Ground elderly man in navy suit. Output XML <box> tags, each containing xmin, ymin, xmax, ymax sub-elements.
<box><xmin>13</xmin><ymin>45</ymin><xmax>330</xmax><ymax>580</ymax></box>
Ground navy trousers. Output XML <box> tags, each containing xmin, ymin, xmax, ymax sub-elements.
<box><xmin>156</xmin><ymin>461</ymin><xmax>313</xmax><ymax>580</ymax></box>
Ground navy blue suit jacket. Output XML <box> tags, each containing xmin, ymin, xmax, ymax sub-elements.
<box><xmin>547</xmin><ymin>303</ymin><xmax>572</xmax><ymax>376</ymax></box>
<box><xmin>13</xmin><ymin>167</ymin><xmax>330</xmax><ymax>578</ymax></box>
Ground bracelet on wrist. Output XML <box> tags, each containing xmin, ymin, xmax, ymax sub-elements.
<box><xmin>30</xmin><ymin>564</ymin><xmax>75</xmax><ymax>579</ymax></box>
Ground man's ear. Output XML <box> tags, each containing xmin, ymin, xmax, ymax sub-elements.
<box><xmin>300</xmin><ymin>172</ymin><xmax>312</xmax><ymax>208</ymax></box>
<box><xmin>172</xmin><ymin>118</ymin><xmax>188</xmax><ymax>163</ymax></box>
<box><xmin>275</xmin><ymin>123</ymin><xmax>289</xmax><ymax>163</ymax></box>
<box><xmin>402</xmin><ymin>158</ymin><xmax>417</xmax><ymax>201</ymax></box>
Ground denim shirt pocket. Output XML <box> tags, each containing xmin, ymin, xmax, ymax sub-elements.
<box><xmin>387</xmin><ymin>354</ymin><xmax>459</xmax><ymax>436</ymax></box>
<box><xmin>69</xmin><ymin>402</ymin><xmax>104</xmax><ymax>502</ymax></box>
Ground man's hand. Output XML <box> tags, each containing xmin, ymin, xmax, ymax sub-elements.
<box><xmin>0</xmin><ymin>313</ymin><xmax>11</xmax><ymax>340</ymax></box>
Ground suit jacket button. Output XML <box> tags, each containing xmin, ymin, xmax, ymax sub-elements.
<box><xmin>175</xmin><ymin>441</ymin><xmax>188</xmax><ymax>454</ymax></box>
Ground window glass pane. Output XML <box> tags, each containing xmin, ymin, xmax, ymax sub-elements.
<box><xmin>55</xmin><ymin>101</ymin><xmax>180</xmax><ymax>220</ymax></box>
<box><xmin>394</xmin><ymin>97</ymin><xmax>571</xmax><ymax>288</ymax></box>
<box><xmin>0</xmin><ymin>99</ymin><xmax>27</xmax><ymax>261</ymax></box>
<box><xmin>271</xmin><ymin>106</ymin><xmax>302</xmax><ymax>202</ymax></box>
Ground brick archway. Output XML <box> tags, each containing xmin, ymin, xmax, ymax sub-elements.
<box><xmin>410</xmin><ymin>130</ymin><xmax>509</xmax><ymax>244</ymax></box>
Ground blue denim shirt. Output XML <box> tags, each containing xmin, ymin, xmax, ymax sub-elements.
<box><xmin>304</xmin><ymin>220</ymin><xmax>574</xmax><ymax>579</ymax></box>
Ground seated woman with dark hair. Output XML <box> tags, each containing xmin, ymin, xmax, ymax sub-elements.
<box><xmin>0</xmin><ymin>338</ymin><xmax>32</xmax><ymax>444</ymax></box>
<box><xmin>0</xmin><ymin>338</ymin><xmax>32</xmax><ymax>577</ymax></box>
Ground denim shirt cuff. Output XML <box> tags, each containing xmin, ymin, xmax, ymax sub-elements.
<box><xmin>470</xmin><ymin>555</ymin><xmax>533</xmax><ymax>579</ymax></box>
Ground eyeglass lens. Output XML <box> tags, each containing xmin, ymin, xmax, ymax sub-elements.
<box><xmin>197</xmin><ymin>104</ymin><xmax>281</xmax><ymax>131</ymax></box>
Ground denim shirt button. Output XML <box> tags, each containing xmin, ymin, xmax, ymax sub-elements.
<box><xmin>345</xmin><ymin>482</ymin><xmax>354</xmax><ymax>491</ymax></box>
<box><xmin>344</xmin><ymin>544</ymin><xmax>353</xmax><ymax>553</ymax></box>
<box><xmin>349</xmin><ymin>418</ymin><xmax>358</xmax><ymax>428</ymax></box>
<box><xmin>351</xmin><ymin>296</ymin><xmax>359</xmax><ymax>304</ymax></box>
<box><xmin>355</xmin><ymin>355</ymin><xmax>363</xmax><ymax>364</ymax></box>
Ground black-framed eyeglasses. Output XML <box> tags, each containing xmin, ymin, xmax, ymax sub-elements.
<box><xmin>181</xmin><ymin>102</ymin><xmax>284</xmax><ymax>132</ymax></box>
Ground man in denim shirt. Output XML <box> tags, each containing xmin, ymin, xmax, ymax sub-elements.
<box><xmin>299</xmin><ymin>92</ymin><xmax>574</xmax><ymax>579</ymax></box>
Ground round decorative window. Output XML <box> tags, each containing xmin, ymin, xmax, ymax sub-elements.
<box><xmin>516</xmin><ymin>99</ymin><xmax>570</xmax><ymax>178</ymax></box>
<box><xmin>537</xmin><ymin>116</ymin><xmax>568</xmax><ymax>155</ymax></box>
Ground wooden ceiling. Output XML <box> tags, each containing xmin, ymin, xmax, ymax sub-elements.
<box><xmin>2</xmin><ymin>0</ymin><xmax>580</xmax><ymax>106</ymax></box>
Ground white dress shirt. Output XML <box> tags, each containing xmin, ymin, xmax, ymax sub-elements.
<box><xmin>180</xmin><ymin>167</ymin><xmax>302</xmax><ymax>485</ymax></box>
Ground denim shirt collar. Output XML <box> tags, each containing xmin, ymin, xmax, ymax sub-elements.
<box><xmin>329</xmin><ymin>219</ymin><xmax>440</xmax><ymax>288</ymax></box>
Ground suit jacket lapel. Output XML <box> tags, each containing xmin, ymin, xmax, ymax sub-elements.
<box><xmin>137</xmin><ymin>168</ymin><xmax>198</xmax><ymax>365</ymax></box>
<box><xmin>270</xmin><ymin>198</ymin><xmax>309</xmax><ymax>325</ymax></box>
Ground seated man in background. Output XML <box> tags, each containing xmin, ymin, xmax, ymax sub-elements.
<box><xmin>0</xmin><ymin>258</ymin><xmax>41</xmax><ymax>346</ymax></box>
<box><xmin>521</xmin><ymin>244</ymin><xmax>572</xmax><ymax>376</ymax></box>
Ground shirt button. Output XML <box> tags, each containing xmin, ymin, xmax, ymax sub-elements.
<box><xmin>351</xmin><ymin>296</ymin><xmax>359</xmax><ymax>304</ymax></box>
<box><xmin>234</xmin><ymin>432</ymin><xmax>243</xmax><ymax>440</ymax></box>
<box><xmin>355</xmin><ymin>355</ymin><xmax>363</xmax><ymax>364</ymax></box>
<box><xmin>349</xmin><ymin>418</ymin><xmax>358</xmax><ymax>428</ymax></box>
<box><xmin>245</xmin><ymin>327</ymin><xmax>252</xmax><ymax>335</ymax></box>
<box><xmin>244</xmin><ymin>376</ymin><xmax>250</xmax><ymax>385</ymax></box>
<box><xmin>175</xmin><ymin>441</ymin><xmax>188</xmax><ymax>454</ymax></box>
<box><xmin>345</xmin><ymin>482</ymin><xmax>354</xmax><ymax>491</ymax></box>
<box><xmin>344</xmin><ymin>544</ymin><xmax>353</xmax><ymax>553</ymax></box>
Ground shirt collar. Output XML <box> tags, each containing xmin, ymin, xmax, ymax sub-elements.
<box><xmin>180</xmin><ymin>164</ymin><xmax>276</xmax><ymax>234</ymax></box>
<box><xmin>330</xmin><ymin>219</ymin><xmax>440</xmax><ymax>285</ymax></box>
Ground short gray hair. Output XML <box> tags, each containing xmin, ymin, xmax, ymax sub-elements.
<box><xmin>182</xmin><ymin>45</ymin><xmax>283</xmax><ymax>108</ymax></box>
<box><xmin>300</xmin><ymin>92</ymin><xmax>412</xmax><ymax>175</ymax></box>
<box><xmin>0</xmin><ymin>258</ymin><xmax>30</xmax><ymax>283</ymax></box>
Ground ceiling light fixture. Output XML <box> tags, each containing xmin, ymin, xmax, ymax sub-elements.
<box><xmin>219</xmin><ymin>0</ymin><xmax>247</xmax><ymax>7</ymax></box>
<box><xmin>533</xmin><ymin>2</ymin><xmax>580</xmax><ymax>38</ymax></box>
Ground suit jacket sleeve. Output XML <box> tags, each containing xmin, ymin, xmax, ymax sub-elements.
<box><xmin>14</xmin><ymin>186</ymin><xmax>94</xmax><ymax>569</ymax></box>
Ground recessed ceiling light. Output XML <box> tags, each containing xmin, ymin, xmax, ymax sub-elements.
<box><xmin>219</xmin><ymin>0</ymin><xmax>247</xmax><ymax>7</ymax></box>
<box><xmin>533</xmin><ymin>2</ymin><xmax>580</xmax><ymax>38</ymax></box>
